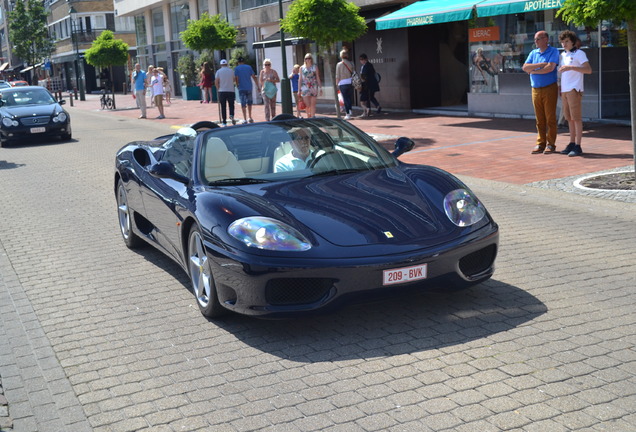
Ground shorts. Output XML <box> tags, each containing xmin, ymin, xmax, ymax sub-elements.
<box><xmin>239</xmin><ymin>89</ymin><xmax>253</xmax><ymax>107</ymax></box>
<box><xmin>153</xmin><ymin>94</ymin><xmax>164</xmax><ymax>105</ymax></box>
<box><xmin>561</xmin><ymin>89</ymin><xmax>583</xmax><ymax>122</ymax></box>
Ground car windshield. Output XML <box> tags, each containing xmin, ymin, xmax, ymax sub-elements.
<box><xmin>196</xmin><ymin>118</ymin><xmax>398</xmax><ymax>185</ymax></box>
<box><xmin>0</xmin><ymin>88</ymin><xmax>56</xmax><ymax>107</ymax></box>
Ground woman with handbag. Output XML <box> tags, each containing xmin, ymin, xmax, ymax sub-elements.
<box><xmin>336</xmin><ymin>48</ymin><xmax>355</xmax><ymax>120</ymax></box>
<box><xmin>298</xmin><ymin>53</ymin><xmax>322</xmax><ymax>118</ymax></box>
<box><xmin>259</xmin><ymin>59</ymin><xmax>280</xmax><ymax>122</ymax></box>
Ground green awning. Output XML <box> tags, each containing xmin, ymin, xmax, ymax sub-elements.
<box><xmin>375</xmin><ymin>0</ymin><xmax>479</xmax><ymax>30</ymax></box>
<box><xmin>476</xmin><ymin>0</ymin><xmax>562</xmax><ymax>17</ymax></box>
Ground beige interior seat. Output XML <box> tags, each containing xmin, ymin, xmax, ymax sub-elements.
<box><xmin>273</xmin><ymin>142</ymin><xmax>292</xmax><ymax>167</ymax></box>
<box><xmin>204</xmin><ymin>137</ymin><xmax>245</xmax><ymax>182</ymax></box>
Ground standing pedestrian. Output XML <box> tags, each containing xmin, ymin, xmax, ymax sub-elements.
<box><xmin>163</xmin><ymin>75</ymin><xmax>172</xmax><ymax>104</ymax></box>
<box><xmin>215</xmin><ymin>59</ymin><xmax>237</xmax><ymax>126</ymax></box>
<box><xmin>200</xmin><ymin>62</ymin><xmax>214</xmax><ymax>104</ymax></box>
<box><xmin>298</xmin><ymin>53</ymin><xmax>321</xmax><ymax>118</ymax></box>
<box><xmin>234</xmin><ymin>57</ymin><xmax>260</xmax><ymax>123</ymax></box>
<box><xmin>149</xmin><ymin>68</ymin><xmax>165</xmax><ymax>119</ymax></box>
<box><xmin>259</xmin><ymin>59</ymin><xmax>280</xmax><ymax>122</ymax></box>
<box><xmin>146</xmin><ymin>65</ymin><xmax>155</xmax><ymax>107</ymax></box>
<box><xmin>336</xmin><ymin>49</ymin><xmax>354</xmax><ymax>120</ymax></box>
<box><xmin>558</xmin><ymin>31</ymin><xmax>591</xmax><ymax>157</ymax></box>
<box><xmin>131</xmin><ymin>63</ymin><xmax>147</xmax><ymax>119</ymax></box>
<box><xmin>522</xmin><ymin>31</ymin><xmax>560</xmax><ymax>154</ymax></box>
<box><xmin>359</xmin><ymin>53</ymin><xmax>381</xmax><ymax>117</ymax></box>
<box><xmin>289</xmin><ymin>64</ymin><xmax>301</xmax><ymax>117</ymax></box>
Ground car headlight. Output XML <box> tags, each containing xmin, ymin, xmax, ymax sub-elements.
<box><xmin>2</xmin><ymin>117</ymin><xmax>18</xmax><ymax>127</ymax></box>
<box><xmin>228</xmin><ymin>217</ymin><xmax>312</xmax><ymax>251</ymax></box>
<box><xmin>52</xmin><ymin>112</ymin><xmax>67</xmax><ymax>123</ymax></box>
<box><xmin>443</xmin><ymin>189</ymin><xmax>486</xmax><ymax>227</ymax></box>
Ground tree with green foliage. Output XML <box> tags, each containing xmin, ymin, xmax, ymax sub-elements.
<box><xmin>8</xmin><ymin>0</ymin><xmax>55</xmax><ymax>77</ymax></box>
<box><xmin>281</xmin><ymin>0</ymin><xmax>367</xmax><ymax>118</ymax></box>
<box><xmin>181</xmin><ymin>13</ymin><xmax>237</xmax><ymax>74</ymax></box>
<box><xmin>558</xmin><ymin>0</ymin><xmax>636</xmax><ymax>171</ymax></box>
<box><xmin>84</xmin><ymin>30</ymin><xmax>129</xmax><ymax>109</ymax></box>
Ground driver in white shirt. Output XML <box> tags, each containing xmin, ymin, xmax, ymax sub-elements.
<box><xmin>274</xmin><ymin>127</ymin><xmax>313</xmax><ymax>172</ymax></box>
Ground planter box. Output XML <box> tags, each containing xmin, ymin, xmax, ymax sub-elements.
<box><xmin>181</xmin><ymin>86</ymin><xmax>201</xmax><ymax>101</ymax></box>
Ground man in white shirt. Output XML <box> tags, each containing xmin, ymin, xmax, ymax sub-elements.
<box><xmin>274</xmin><ymin>128</ymin><xmax>313</xmax><ymax>172</ymax></box>
<box><xmin>558</xmin><ymin>30</ymin><xmax>592</xmax><ymax>157</ymax></box>
<box><xmin>215</xmin><ymin>59</ymin><xmax>237</xmax><ymax>126</ymax></box>
<box><xmin>150</xmin><ymin>68</ymin><xmax>165</xmax><ymax>119</ymax></box>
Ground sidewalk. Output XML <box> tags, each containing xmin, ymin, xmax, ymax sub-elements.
<box><xmin>69</xmin><ymin>93</ymin><xmax>635</xmax><ymax>202</ymax></box>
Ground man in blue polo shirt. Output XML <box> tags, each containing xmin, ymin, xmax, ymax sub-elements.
<box><xmin>234</xmin><ymin>57</ymin><xmax>260</xmax><ymax>123</ymax></box>
<box><xmin>131</xmin><ymin>63</ymin><xmax>147</xmax><ymax>119</ymax></box>
<box><xmin>523</xmin><ymin>31</ymin><xmax>559</xmax><ymax>154</ymax></box>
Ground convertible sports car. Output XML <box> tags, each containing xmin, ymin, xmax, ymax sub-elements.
<box><xmin>0</xmin><ymin>85</ymin><xmax>71</xmax><ymax>147</ymax></box>
<box><xmin>114</xmin><ymin>116</ymin><xmax>498</xmax><ymax>318</ymax></box>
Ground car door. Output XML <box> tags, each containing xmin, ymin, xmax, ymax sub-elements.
<box><xmin>138</xmin><ymin>135</ymin><xmax>195</xmax><ymax>265</ymax></box>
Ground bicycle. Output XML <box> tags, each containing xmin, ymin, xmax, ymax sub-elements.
<box><xmin>100</xmin><ymin>90</ymin><xmax>114</xmax><ymax>110</ymax></box>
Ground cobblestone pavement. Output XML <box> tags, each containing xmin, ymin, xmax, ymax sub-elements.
<box><xmin>0</xmin><ymin>108</ymin><xmax>635</xmax><ymax>431</ymax></box>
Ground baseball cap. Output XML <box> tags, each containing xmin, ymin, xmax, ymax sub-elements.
<box><xmin>220</xmin><ymin>59</ymin><xmax>228</xmax><ymax>65</ymax></box>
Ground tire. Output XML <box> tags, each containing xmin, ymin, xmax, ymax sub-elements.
<box><xmin>116</xmin><ymin>180</ymin><xmax>142</xmax><ymax>249</ymax></box>
<box><xmin>187</xmin><ymin>225</ymin><xmax>226</xmax><ymax>318</ymax></box>
<box><xmin>100</xmin><ymin>98</ymin><xmax>106</xmax><ymax>110</ymax></box>
<box><xmin>106</xmin><ymin>98</ymin><xmax>114</xmax><ymax>110</ymax></box>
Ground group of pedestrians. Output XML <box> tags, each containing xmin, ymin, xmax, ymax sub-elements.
<box><xmin>132</xmin><ymin>51</ymin><xmax>383</xmax><ymax>123</ymax></box>
<box><xmin>336</xmin><ymin>50</ymin><xmax>381</xmax><ymax>120</ymax></box>
<box><xmin>524</xmin><ymin>30</ymin><xmax>592</xmax><ymax>157</ymax></box>
<box><xmin>131</xmin><ymin>64</ymin><xmax>172</xmax><ymax>119</ymax></box>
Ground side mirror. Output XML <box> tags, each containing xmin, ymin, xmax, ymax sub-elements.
<box><xmin>58</xmin><ymin>99</ymin><xmax>66</xmax><ymax>105</ymax></box>
<box><xmin>0</xmin><ymin>99</ymin><xmax>4</xmax><ymax>107</ymax></box>
<box><xmin>392</xmin><ymin>137</ymin><xmax>415</xmax><ymax>157</ymax></box>
<box><xmin>149</xmin><ymin>161</ymin><xmax>189</xmax><ymax>184</ymax></box>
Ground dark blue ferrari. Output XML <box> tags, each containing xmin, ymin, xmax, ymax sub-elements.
<box><xmin>114</xmin><ymin>116</ymin><xmax>498</xmax><ymax>318</ymax></box>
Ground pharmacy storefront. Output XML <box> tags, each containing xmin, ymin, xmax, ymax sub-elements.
<box><xmin>376</xmin><ymin>0</ymin><xmax>630</xmax><ymax>120</ymax></box>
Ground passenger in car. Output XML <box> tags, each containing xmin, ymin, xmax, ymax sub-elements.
<box><xmin>274</xmin><ymin>127</ymin><xmax>313</xmax><ymax>172</ymax></box>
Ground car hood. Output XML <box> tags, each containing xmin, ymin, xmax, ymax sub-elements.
<box><xmin>2</xmin><ymin>104</ymin><xmax>58</xmax><ymax>117</ymax></box>
<box><xmin>209</xmin><ymin>166</ymin><xmax>475</xmax><ymax>248</ymax></box>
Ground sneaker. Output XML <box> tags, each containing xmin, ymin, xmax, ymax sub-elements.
<box><xmin>222</xmin><ymin>122</ymin><xmax>227</xmax><ymax>127</ymax></box>
<box><xmin>568</xmin><ymin>145</ymin><xmax>583</xmax><ymax>157</ymax></box>
<box><xmin>543</xmin><ymin>145</ymin><xmax>557</xmax><ymax>154</ymax></box>
<box><xmin>344</xmin><ymin>114</ymin><xmax>351</xmax><ymax>120</ymax></box>
<box><xmin>156</xmin><ymin>115</ymin><xmax>165</xmax><ymax>119</ymax></box>
<box><xmin>138</xmin><ymin>115</ymin><xmax>146</xmax><ymax>119</ymax></box>
<box><xmin>376</xmin><ymin>106</ymin><xmax>382</xmax><ymax>114</ymax></box>
<box><xmin>230</xmin><ymin>116</ymin><xmax>237</xmax><ymax>125</ymax></box>
<box><xmin>248</xmin><ymin>118</ymin><xmax>254</xmax><ymax>123</ymax></box>
<box><xmin>560</xmin><ymin>142</ymin><xmax>576</xmax><ymax>154</ymax></box>
<box><xmin>531</xmin><ymin>145</ymin><xmax>545</xmax><ymax>154</ymax></box>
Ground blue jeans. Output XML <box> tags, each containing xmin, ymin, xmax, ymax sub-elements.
<box><xmin>338</xmin><ymin>84</ymin><xmax>353</xmax><ymax>115</ymax></box>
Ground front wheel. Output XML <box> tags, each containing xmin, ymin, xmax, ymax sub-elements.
<box><xmin>116</xmin><ymin>181</ymin><xmax>142</xmax><ymax>249</ymax></box>
<box><xmin>188</xmin><ymin>226</ymin><xmax>226</xmax><ymax>318</ymax></box>
<box><xmin>106</xmin><ymin>98</ymin><xmax>114</xmax><ymax>110</ymax></box>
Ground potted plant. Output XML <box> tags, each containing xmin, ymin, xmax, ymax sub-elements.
<box><xmin>177</xmin><ymin>53</ymin><xmax>201</xmax><ymax>100</ymax></box>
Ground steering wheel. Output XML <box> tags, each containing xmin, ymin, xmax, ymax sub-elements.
<box><xmin>308</xmin><ymin>150</ymin><xmax>336</xmax><ymax>169</ymax></box>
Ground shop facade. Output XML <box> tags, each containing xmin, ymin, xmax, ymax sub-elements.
<box><xmin>375</xmin><ymin>0</ymin><xmax>630</xmax><ymax>121</ymax></box>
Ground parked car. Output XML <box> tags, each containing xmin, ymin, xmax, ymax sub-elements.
<box><xmin>0</xmin><ymin>85</ymin><xmax>71</xmax><ymax>147</ymax></box>
<box><xmin>114</xmin><ymin>116</ymin><xmax>499</xmax><ymax>318</ymax></box>
<box><xmin>9</xmin><ymin>80</ymin><xmax>29</xmax><ymax>87</ymax></box>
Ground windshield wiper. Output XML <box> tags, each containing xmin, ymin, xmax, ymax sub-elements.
<box><xmin>209</xmin><ymin>177</ymin><xmax>271</xmax><ymax>186</ymax></box>
<box><xmin>309</xmin><ymin>168</ymin><xmax>368</xmax><ymax>177</ymax></box>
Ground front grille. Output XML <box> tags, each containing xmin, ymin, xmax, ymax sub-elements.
<box><xmin>459</xmin><ymin>244</ymin><xmax>497</xmax><ymax>277</ymax></box>
<box><xmin>265</xmin><ymin>278</ymin><xmax>335</xmax><ymax>305</ymax></box>
<box><xmin>20</xmin><ymin>116</ymin><xmax>50</xmax><ymax>126</ymax></box>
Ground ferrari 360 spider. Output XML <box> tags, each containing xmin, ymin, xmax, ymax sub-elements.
<box><xmin>114</xmin><ymin>116</ymin><xmax>498</xmax><ymax>318</ymax></box>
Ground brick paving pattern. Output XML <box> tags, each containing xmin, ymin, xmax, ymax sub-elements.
<box><xmin>0</xmin><ymin>95</ymin><xmax>634</xmax><ymax>431</ymax></box>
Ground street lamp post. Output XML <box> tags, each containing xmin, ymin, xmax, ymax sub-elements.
<box><xmin>278</xmin><ymin>0</ymin><xmax>292</xmax><ymax>115</ymax></box>
<box><xmin>69</xmin><ymin>7</ymin><xmax>86</xmax><ymax>101</ymax></box>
